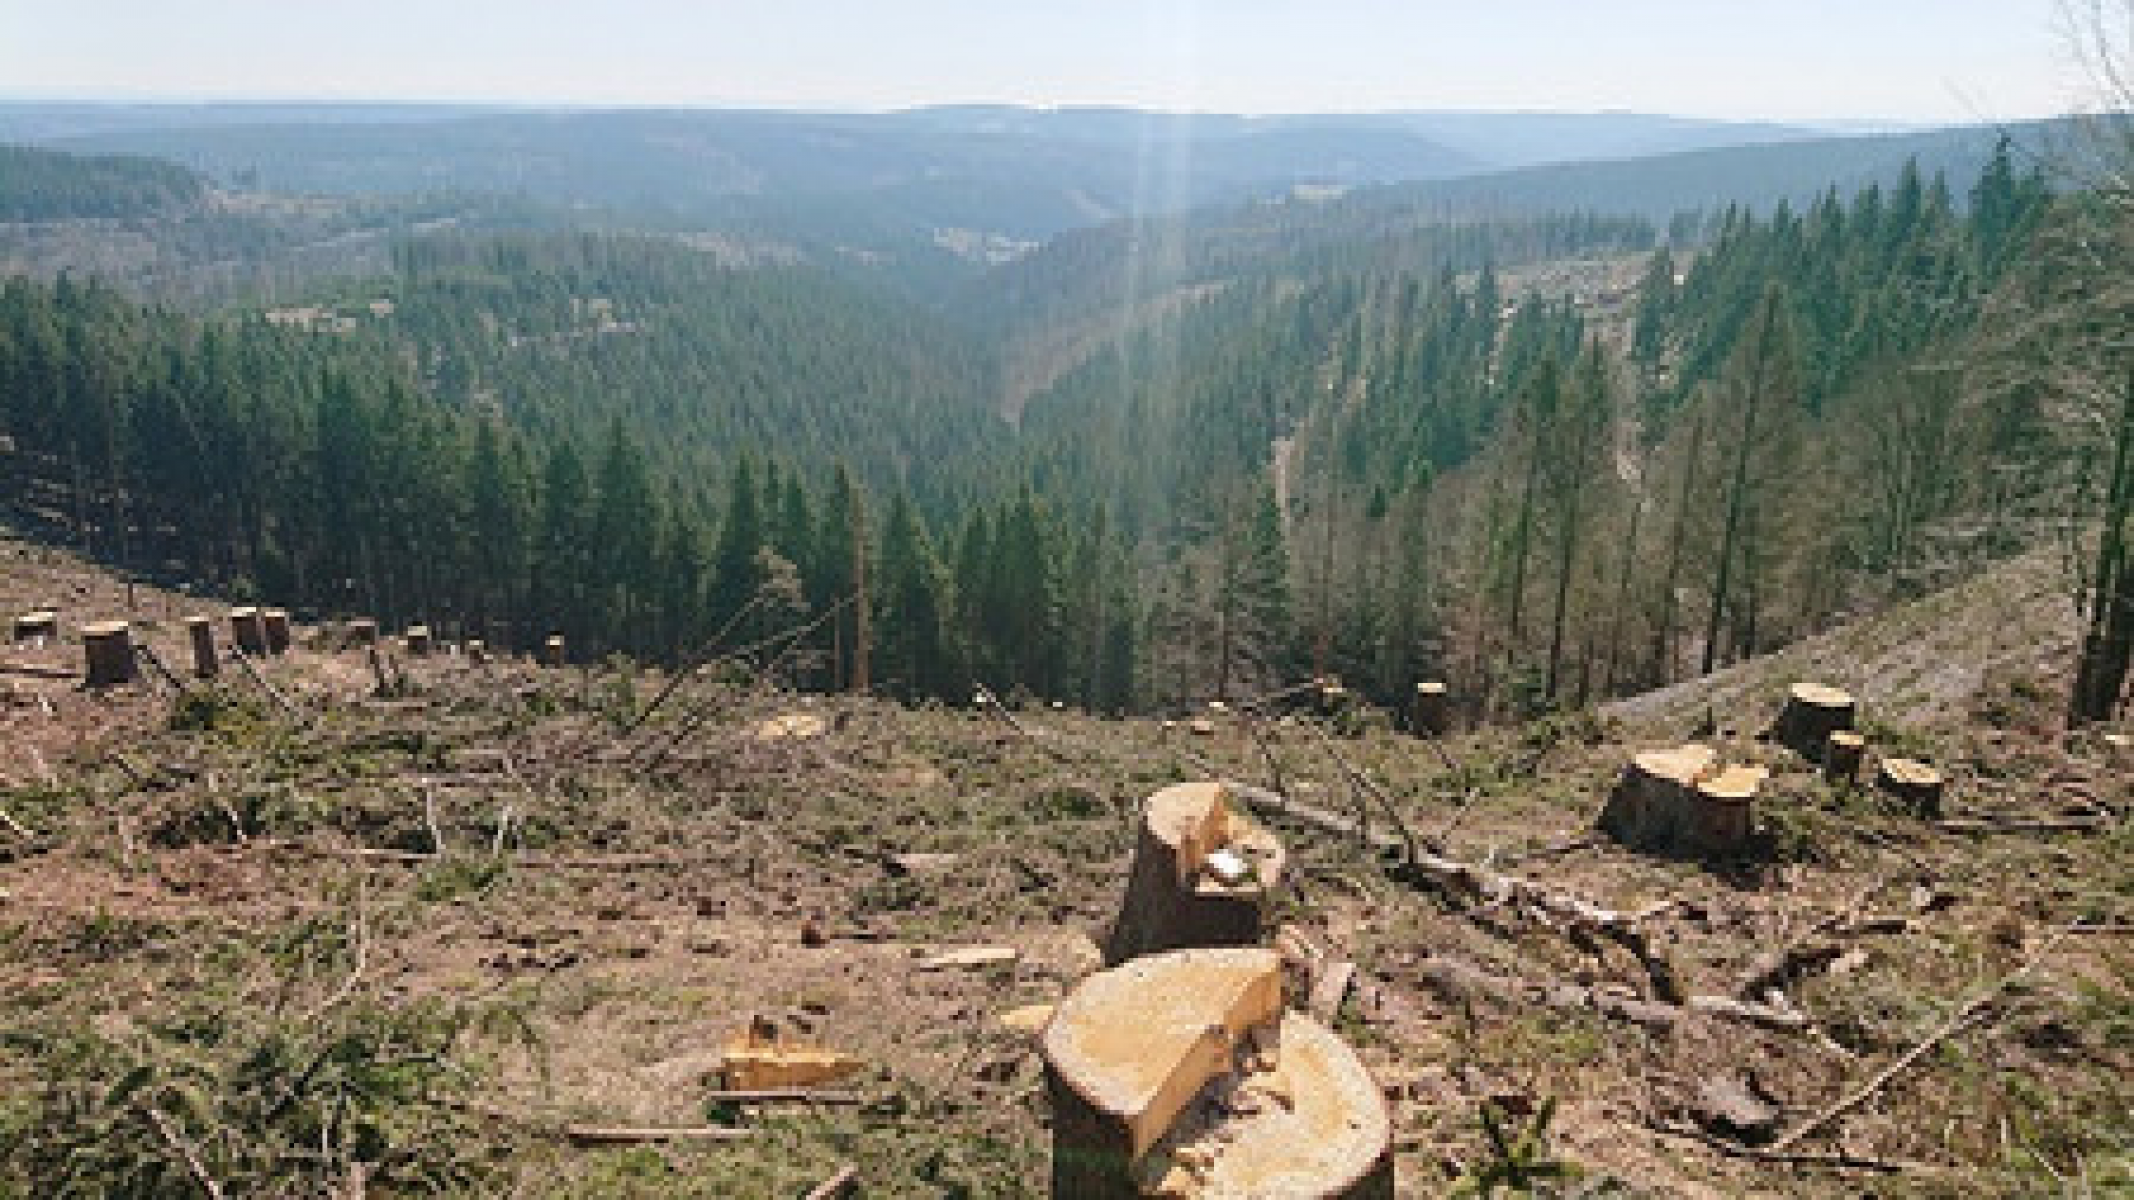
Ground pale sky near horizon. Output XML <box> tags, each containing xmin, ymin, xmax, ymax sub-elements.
<box><xmin>0</xmin><ymin>0</ymin><xmax>2091</xmax><ymax>123</ymax></box>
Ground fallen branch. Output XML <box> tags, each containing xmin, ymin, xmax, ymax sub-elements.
<box><xmin>803</xmin><ymin>1163</ymin><xmax>860</xmax><ymax>1200</ymax></box>
<box><xmin>1934</xmin><ymin>816</ymin><xmax>2117</xmax><ymax>834</ymax></box>
<box><xmin>141</xmin><ymin>1105</ymin><xmax>226</xmax><ymax>1199</ymax></box>
<box><xmin>562</xmin><ymin>1124</ymin><xmax>755</xmax><ymax>1146</ymax></box>
<box><xmin>1768</xmin><ymin>922</ymin><xmax>2078</xmax><ymax>1152</ymax></box>
<box><xmin>0</xmin><ymin>660</ymin><xmax>75</xmax><ymax>680</ymax></box>
<box><xmin>702</xmin><ymin>1089</ymin><xmax>867</xmax><ymax>1106</ymax></box>
<box><xmin>1651</xmin><ymin>1119</ymin><xmax>1920</xmax><ymax>1173</ymax></box>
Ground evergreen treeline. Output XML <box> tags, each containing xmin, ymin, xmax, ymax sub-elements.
<box><xmin>0</xmin><ymin>144</ymin><xmax>209</xmax><ymax>221</ymax></box>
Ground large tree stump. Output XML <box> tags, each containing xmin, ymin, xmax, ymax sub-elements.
<box><xmin>229</xmin><ymin>606</ymin><xmax>268</xmax><ymax>656</ymax></box>
<box><xmin>1104</xmin><ymin>782</ymin><xmax>1286</xmax><ymax>967</ymax></box>
<box><xmin>1875</xmin><ymin>758</ymin><xmax>1945</xmax><ymax>817</ymax></box>
<box><xmin>1597</xmin><ymin>744</ymin><xmax>1715</xmax><ymax>849</ymax></box>
<box><xmin>12</xmin><ymin>610</ymin><xmax>57</xmax><ymax>642</ymax></box>
<box><xmin>1410</xmin><ymin>681</ymin><xmax>1450</xmax><ymax>736</ymax></box>
<box><xmin>1774</xmin><ymin>683</ymin><xmax>1856</xmax><ymax>762</ymax></box>
<box><xmin>405</xmin><ymin>625</ymin><xmax>433</xmax><ymax>657</ymax></box>
<box><xmin>262</xmin><ymin>608</ymin><xmax>292</xmax><ymax>655</ymax></box>
<box><xmin>346</xmin><ymin>618</ymin><xmax>379</xmax><ymax>647</ymax></box>
<box><xmin>1042</xmin><ymin>947</ymin><xmax>1392</xmax><ymax>1198</ymax></box>
<box><xmin>185</xmin><ymin>616</ymin><xmax>219</xmax><ymax>679</ymax></box>
<box><xmin>1690</xmin><ymin>765</ymin><xmax>1767</xmax><ymax>855</ymax></box>
<box><xmin>1823</xmin><ymin>731</ymin><xmax>1865</xmax><ymax>786</ymax></box>
<box><xmin>82</xmin><ymin>621</ymin><xmax>137</xmax><ymax>688</ymax></box>
<box><xmin>538</xmin><ymin>634</ymin><xmax>566</xmax><ymax>667</ymax></box>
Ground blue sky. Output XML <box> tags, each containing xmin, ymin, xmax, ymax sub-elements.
<box><xmin>0</xmin><ymin>0</ymin><xmax>2078</xmax><ymax>122</ymax></box>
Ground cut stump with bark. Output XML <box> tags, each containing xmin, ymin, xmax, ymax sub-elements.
<box><xmin>1875</xmin><ymin>758</ymin><xmax>1945</xmax><ymax>818</ymax></box>
<box><xmin>82</xmin><ymin>621</ymin><xmax>136</xmax><ymax>689</ymax></box>
<box><xmin>1824</xmin><ymin>731</ymin><xmax>1866</xmax><ymax>785</ymax></box>
<box><xmin>1599</xmin><ymin>745</ymin><xmax>1764</xmax><ymax>856</ymax></box>
<box><xmin>405</xmin><ymin>625</ymin><xmax>433</xmax><ymax>657</ymax></box>
<box><xmin>347</xmin><ymin>618</ymin><xmax>379</xmax><ymax>647</ymax></box>
<box><xmin>12</xmin><ymin>611</ymin><xmax>57</xmax><ymax>642</ymax></box>
<box><xmin>229</xmin><ymin>606</ymin><xmax>268</xmax><ymax>657</ymax></box>
<box><xmin>538</xmin><ymin>634</ymin><xmax>566</xmax><ymax>667</ymax></box>
<box><xmin>1410</xmin><ymin>681</ymin><xmax>1450</xmax><ymax>736</ymax></box>
<box><xmin>1042</xmin><ymin>947</ymin><xmax>1392</xmax><ymax>1198</ymax></box>
<box><xmin>185</xmin><ymin>616</ymin><xmax>219</xmax><ymax>679</ymax></box>
<box><xmin>1104</xmin><ymin>782</ymin><xmax>1286</xmax><ymax>967</ymax></box>
<box><xmin>262</xmin><ymin>608</ymin><xmax>292</xmax><ymax>656</ymax></box>
<box><xmin>1774</xmin><ymin>683</ymin><xmax>1856</xmax><ymax>762</ymax></box>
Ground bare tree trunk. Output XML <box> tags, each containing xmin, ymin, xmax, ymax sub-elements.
<box><xmin>2073</xmin><ymin>366</ymin><xmax>2134</xmax><ymax>722</ymax></box>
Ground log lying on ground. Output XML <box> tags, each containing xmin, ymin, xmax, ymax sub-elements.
<box><xmin>1774</xmin><ymin>683</ymin><xmax>1856</xmax><ymax>762</ymax></box>
<box><xmin>229</xmin><ymin>606</ymin><xmax>268</xmax><ymax>656</ymax></box>
<box><xmin>1824</xmin><ymin>731</ymin><xmax>1866</xmax><ymax>785</ymax></box>
<box><xmin>185</xmin><ymin>616</ymin><xmax>218</xmax><ymax>679</ymax></box>
<box><xmin>81</xmin><ymin>620</ymin><xmax>137</xmax><ymax>688</ymax></box>
<box><xmin>1875</xmin><ymin>758</ymin><xmax>1945</xmax><ymax>818</ymax></box>
<box><xmin>1104</xmin><ymin>781</ymin><xmax>1286</xmax><ymax>966</ymax></box>
<box><xmin>1042</xmin><ymin>947</ymin><xmax>1392</xmax><ymax>1198</ymax></box>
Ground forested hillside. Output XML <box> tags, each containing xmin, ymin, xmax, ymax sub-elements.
<box><xmin>0</xmin><ymin>144</ymin><xmax>207</xmax><ymax>221</ymax></box>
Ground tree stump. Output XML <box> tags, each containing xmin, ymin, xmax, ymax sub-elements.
<box><xmin>538</xmin><ymin>634</ymin><xmax>566</xmax><ymax>667</ymax></box>
<box><xmin>1410</xmin><ymin>681</ymin><xmax>1450</xmax><ymax>736</ymax></box>
<box><xmin>347</xmin><ymin>618</ymin><xmax>379</xmax><ymax>647</ymax></box>
<box><xmin>1597</xmin><ymin>744</ymin><xmax>1716</xmax><ymax>849</ymax></box>
<box><xmin>1104</xmin><ymin>782</ymin><xmax>1286</xmax><ymax>967</ymax></box>
<box><xmin>1042</xmin><ymin>947</ymin><xmax>1392</xmax><ymax>1198</ymax></box>
<box><xmin>1774</xmin><ymin>683</ymin><xmax>1856</xmax><ymax>762</ymax></box>
<box><xmin>12</xmin><ymin>610</ymin><xmax>57</xmax><ymax>642</ymax></box>
<box><xmin>405</xmin><ymin>625</ymin><xmax>433</xmax><ymax>657</ymax></box>
<box><xmin>1823</xmin><ymin>731</ymin><xmax>1865</xmax><ymax>785</ymax></box>
<box><xmin>185</xmin><ymin>616</ymin><xmax>219</xmax><ymax>679</ymax></box>
<box><xmin>229</xmin><ymin>606</ymin><xmax>268</xmax><ymax>656</ymax></box>
<box><xmin>262</xmin><ymin>608</ymin><xmax>292</xmax><ymax>655</ymax></box>
<box><xmin>82</xmin><ymin>621</ymin><xmax>137</xmax><ymax>688</ymax></box>
<box><xmin>1690</xmin><ymin>765</ymin><xmax>1767</xmax><ymax>855</ymax></box>
<box><xmin>466</xmin><ymin>639</ymin><xmax>488</xmax><ymax>664</ymax></box>
<box><xmin>1875</xmin><ymin>758</ymin><xmax>1945</xmax><ymax>817</ymax></box>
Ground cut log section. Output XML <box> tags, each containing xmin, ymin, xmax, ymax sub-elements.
<box><xmin>1774</xmin><ymin>683</ymin><xmax>1856</xmax><ymax>762</ymax></box>
<box><xmin>1824</xmin><ymin>731</ymin><xmax>1866</xmax><ymax>785</ymax></box>
<box><xmin>12</xmin><ymin>610</ymin><xmax>57</xmax><ymax>642</ymax></box>
<box><xmin>229</xmin><ymin>606</ymin><xmax>268</xmax><ymax>656</ymax></box>
<box><xmin>262</xmin><ymin>608</ymin><xmax>292</xmax><ymax>655</ymax></box>
<box><xmin>1104</xmin><ymin>782</ymin><xmax>1286</xmax><ymax>966</ymax></box>
<box><xmin>81</xmin><ymin>621</ymin><xmax>137</xmax><ymax>688</ymax></box>
<box><xmin>1042</xmin><ymin>947</ymin><xmax>1391</xmax><ymax>1198</ymax></box>
<box><xmin>1410</xmin><ymin>681</ymin><xmax>1450</xmax><ymax>736</ymax></box>
<box><xmin>185</xmin><ymin>616</ymin><xmax>218</xmax><ymax>679</ymax></box>
<box><xmin>719</xmin><ymin>1016</ymin><xmax>865</xmax><ymax>1090</ymax></box>
<box><xmin>1875</xmin><ymin>758</ymin><xmax>1945</xmax><ymax>818</ymax></box>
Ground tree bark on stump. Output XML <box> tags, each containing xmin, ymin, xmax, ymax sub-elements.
<box><xmin>1823</xmin><ymin>731</ymin><xmax>1865</xmax><ymax>785</ymax></box>
<box><xmin>262</xmin><ymin>608</ymin><xmax>292</xmax><ymax>655</ymax></box>
<box><xmin>229</xmin><ymin>607</ymin><xmax>267</xmax><ymax>657</ymax></box>
<box><xmin>538</xmin><ymin>634</ymin><xmax>566</xmax><ymax>667</ymax></box>
<box><xmin>1691</xmin><ymin>766</ymin><xmax>1766</xmax><ymax>855</ymax></box>
<box><xmin>185</xmin><ymin>616</ymin><xmax>218</xmax><ymax>679</ymax></box>
<box><xmin>1104</xmin><ymin>782</ymin><xmax>1286</xmax><ymax>967</ymax></box>
<box><xmin>1875</xmin><ymin>758</ymin><xmax>1945</xmax><ymax>817</ymax></box>
<box><xmin>1043</xmin><ymin>948</ymin><xmax>1391</xmax><ymax>1198</ymax></box>
<box><xmin>347</xmin><ymin>618</ymin><xmax>379</xmax><ymax>647</ymax></box>
<box><xmin>82</xmin><ymin>621</ymin><xmax>136</xmax><ymax>688</ymax></box>
<box><xmin>1410</xmin><ymin>681</ymin><xmax>1450</xmax><ymax>736</ymax></box>
<box><xmin>1774</xmin><ymin>683</ymin><xmax>1855</xmax><ymax>762</ymax></box>
<box><xmin>405</xmin><ymin>625</ymin><xmax>433</xmax><ymax>657</ymax></box>
<box><xmin>1598</xmin><ymin>745</ymin><xmax>1715</xmax><ymax>849</ymax></box>
<box><xmin>12</xmin><ymin>611</ymin><xmax>57</xmax><ymax>642</ymax></box>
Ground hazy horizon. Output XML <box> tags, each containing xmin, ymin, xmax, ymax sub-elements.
<box><xmin>0</xmin><ymin>0</ymin><xmax>2078</xmax><ymax>125</ymax></box>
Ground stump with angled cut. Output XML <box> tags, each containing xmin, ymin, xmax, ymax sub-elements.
<box><xmin>262</xmin><ymin>608</ymin><xmax>292</xmax><ymax>655</ymax></box>
<box><xmin>1875</xmin><ymin>758</ymin><xmax>1945</xmax><ymax>817</ymax></box>
<box><xmin>1103</xmin><ymin>782</ymin><xmax>1286</xmax><ymax>967</ymax></box>
<box><xmin>185</xmin><ymin>616</ymin><xmax>219</xmax><ymax>679</ymax></box>
<box><xmin>538</xmin><ymin>634</ymin><xmax>566</xmax><ymax>667</ymax></box>
<box><xmin>229</xmin><ymin>606</ymin><xmax>268</xmax><ymax>656</ymax></box>
<box><xmin>82</xmin><ymin>621</ymin><xmax>137</xmax><ymax>688</ymax></box>
<box><xmin>12</xmin><ymin>610</ymin><xmax>57</xmax><ymax>642</ymax></box>
<box><xmin>405</xmin><ymin>625</ymin><xmax>433</xmax><ymax>657</ymax></box>
<box><xmin>1042</xmin><ymin>947</ymin><xmax>1392</xmax><ymax>1198</ymax></box>
<box><xmin>1774</xmin><ymin>683</ymin><xmax>1856</xmax><ymax>762</ymax></box>
<box><xmin>1410</xmin><ymin>681</ymin><xmax>1450</xmax><ymax>736</ymax></box>
<box><xmin>1691</xmin><ymin>765</ymin><xmax>1767</xmax><ymax>855</ymax></box>
<box><xmin>1598</xmin><ymin>744</ymin><xmax>1716</xmax><ymax>849</ymax></box>
<box><xmin>1823</xmin><ymin>731</ymin><xmax>1866</xmax><ymax>785</ymax></box>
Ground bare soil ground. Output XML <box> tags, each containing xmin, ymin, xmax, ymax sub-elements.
<box><xmin>2</xmin><ymin>537</ymin><xmax>2127</xmax><ymax>1197</ymax></box>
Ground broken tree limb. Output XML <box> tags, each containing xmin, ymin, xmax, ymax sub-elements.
<box><xmin>802</xmin><ymin>1164</ymin><xmax>860</xmax><ymax>1200</ymax></box>
<box><xmin>1767</xmin><ymin>922</ymin><xmax>2079</xmax><ymax>1153</ymax></box>
<box><xmin>562</xmin><ymin>1124</ymin><xmax>755</xmax><ymax>1146</ymax></box>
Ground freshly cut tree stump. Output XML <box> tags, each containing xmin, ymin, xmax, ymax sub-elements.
<box><xmin>229</xmin><ymin>606</ymin><xmax>268</xmax><ymax>656</ymax></box>
<box><xmin>1597</xmin><ymin>744</ymin><xmax>1715</xmax><ymax>849</ymax></box>
<box><xmin>12</xmin><ymin>610</ymin><xmax>57</xmax><ymax>642</ymax></box>
<box><xmin>185</xmin><ymin>616</ymin><xmax>219</xmax><ymax>679</ymax></box>
<box><xmin>1774</xmin><ymin>683</ymin><xmax>1856</xmax><ymax>762</ymax></box>
<box><xmin>347</xmin><ymin>618</ymin><xmax>379</xmax><ymax>647</ymax></box>
<box><xmin>1824</xmin><ymin>731</ymin><xmax>1866</xmax><ymax>785</ymax></box>
<box><xmin>405</xmin><ymin>625</ymin><xmax>433</xmax><ymax>657</ymax></box>
<box><xmin>466</xmin><ymin>639</ymin><xmax>488</xmax><ymax>664</ymax></box>
<box><xmin>1691</xmin><ymin>765</ymin><xmax>1768</xmax><ymax>854</ymax></box>
<box><xmin>262</xmin><ymin>608</ymin><xmax>292</xmax><ymax>655</ymax></box>
<box><xmin>1104</xmin><ymin>782</ymin><xmax>1286</xmax><ymax>966</ymax></box>
<box><xmin>538</xmin><ymin>634</ymin><xmax>566</xmax><ymax>667</ymax></box>
<box><xmin>1042</xmin><ymin>947</ymin><xmax>1392</xmax><ymax>1198</ymax></box>
<box><xmin>81</xmin><ymin>621</ymin><xmax>137</xmax><ymax>688</ymax></box>
<box><xmin>1875</xmin><ymin>758</ymin><xmax>1945</xmax><ymax>817</ymax></box>
<box><xmin>1410</xmin><ymin>681</ymin><xmax>1450</xmax><ymax>736</ymax></box>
